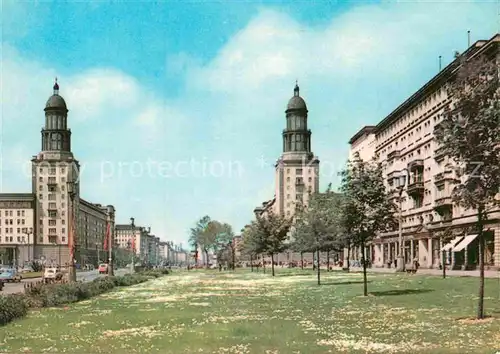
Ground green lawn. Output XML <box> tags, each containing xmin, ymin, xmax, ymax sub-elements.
<box><xmin>1</xmin><ymin>269</ymin><xmax>499</xmax><ymax>353</ymax></box>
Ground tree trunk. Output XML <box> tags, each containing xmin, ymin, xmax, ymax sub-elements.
<box><xmin>346</xmin><ymin>243</ymin><xmax>351</xmax><ymax>272</ymax></box>
<box><xmin>326</xmin><ymin>250</ymin><xmax>330</xmax><ymax>272</ymax></box>
<box><xmin>271</xmin><ymin>253</ymin><xmax>275</xmax><ymax>276</ymax></box>
<box><xmin>442</xmin><ymin>247</ymin><xmax>446</xmax><ymax>279</ymax></box>
<box><xmin>477</xmin><ymin>207</ymin><xmax>485</xmax><ymax>319</ymax></box>
<box><xmin>231</xmin><ymin>246</ymin><xmax>236</xmax><ymax>271</ymax></box>
<box><xmin>250</xmin><ymin>255</ymin><xmax>254</xmax><ymax>272</ymax></box>
<box><xmin>262</xmin><ymin>255</ymin><xmax>266</xmax><ymax>274</ymax></box>
<box><xmin>300</xmin><ymin>252</ymin><xmax>304</xmax><ymax>269</ymax></box>
<box><xmin>316</xmin><ymin>249</ymin><xmax>321</xmax><ymax>285</ymax></box>
<box><xmin>204</xmin><ymin>250</ymin><xmax>209</xmax><ymax>268</ymax></box>
<box><xmin>361</xmin><ymin>240</ymin><xmax>368</xmax><ymax>296</ymax></box>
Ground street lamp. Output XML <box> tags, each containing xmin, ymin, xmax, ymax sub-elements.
<box><xmin>67</xmin><ymin>181</ymin><xmax>77</xmax><ymax>282</ymax></box>
<box><xmin>395</xmin><ymin>168</ymin><xmax>409</xmax><ymax>272</ymax></box>
<box><xmin>24</xmin><ymin>227</ymin><xmax>33</xmax><ymax>265</ymax></box>
<box><xmin>130</xmin><ymin>217</ymin><xmax>135</xmax><ymax>274</ymax></box>
<box><xmin>107</xmin><ymin>206</ymin><xmax>115</xmax><ymax>276</ymax></box>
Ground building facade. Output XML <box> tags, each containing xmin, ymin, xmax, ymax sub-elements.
<box><xmin>0</xmin><ymin>82</ymin><xmax>116</xmax><ymax>267</ymax></box>
<box><xmin>115</xmin><ymin>224</ymin><xmax>148</xmax><ymax>258</ymax></box>
<box><xmin>0</xmin><ymin>194</ymin><xmax>35</xmax><ymax>266</ymax></box>
<box><xmin>349</xmin><ymin>34</ymin><xmax>500</xmax><ymax>270</ymax></box>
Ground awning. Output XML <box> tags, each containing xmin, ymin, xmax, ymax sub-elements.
<box><xmin>453</xmin><ymin>234</ymin><xmax>478</xmax><ymax>252</ymax></box>
<box><xmin>440</xmin><ymin>236</ymin><xmax>464</xmax><ymax>252</ymax></box>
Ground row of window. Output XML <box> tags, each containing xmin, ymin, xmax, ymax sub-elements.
<box><xmin>380</xmin><ymin>109</ymin><xmax>445</xmax><ymax>156</ymax></box>
<box><xmin>39</xmin><ymin>166</ymin><xmax>66</xmax><ymax>174</ymax></box>
<box><xmin>0</xmin><ymin>236</ymin><xmax>27</xmax><ymax>243</ymax></box>
<box><xmin>0</xmin><ymin>227</ymin><xmax>31</xmax><ymax>234</ymax></box>
<box><xmin>2</xmin><ymin>210</ymin><xmax>27</xmax><ymax>217</ymax></box>
<box><xmin>38</xmin><ymin>176</ymin><xmax>66</xmax><ymax>183</ymax></box>
<box><xmin>0</xmin><ymin>219</ymin><xmax>26</xmax><ymax>225</ymax></box>
<box><xmin>378</xmin><ymin>88</ymin><xmax>446</xmax><ymax>141</ymax></box>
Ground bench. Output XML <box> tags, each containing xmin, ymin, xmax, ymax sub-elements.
<box><xmin>406</xmin><ymin>268</ymin><xmax>417</xmax><ymax>274</ymax></box>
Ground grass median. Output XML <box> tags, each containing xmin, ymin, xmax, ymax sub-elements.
<box><xmin>0</xmin><ymin>269</ymin><xmax>498</xmax><ymax>353</ymax></box>
<box><xmin>0</xmin><ymin>269</ymin><xmax>170</xmax><ymax>328</ymax></box>
<box><xmin>21</xmin><ymin>272</ymin><xmax>43</xmax><ymax>279</ymax></box>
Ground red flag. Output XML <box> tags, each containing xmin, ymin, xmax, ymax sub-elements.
<box><xmin>103</xmin><ymin>222</ymin><xmax>110</xmax><ymax>251</ymax></box>
<box><xmin>131</xmin><ymin>235</ymin><xmax>136</xmax><ymax>253</ymax></box>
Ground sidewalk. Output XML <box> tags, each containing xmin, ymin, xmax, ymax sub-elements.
<box><xmin>333</xmin><ymin>266</ymin><xmax>500</xmax><ymax>279</ymax></box>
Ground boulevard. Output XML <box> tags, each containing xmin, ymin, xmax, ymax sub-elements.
<box><xmin>0</xmin><ymin>268</ymin><xmax>130</xmax><ymax>295</ymax></box>
<box><xmin>0</xmin><ymin>269</ymin><xmax>499</xmax><ymax>353</ymax></box>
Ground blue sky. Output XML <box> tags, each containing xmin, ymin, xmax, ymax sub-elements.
<box><xmin>1</xmin><ymin>1</ymin><xmax>498</xmax><ymax>246</ymax></box>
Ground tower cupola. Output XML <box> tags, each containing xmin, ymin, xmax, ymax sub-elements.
<box><xmin>282</xmin><ymin>82</ymin><xmax>311</xmax><ymax>153</ymax></box>
<box><xmin>41</xmin><ymin>79</ymin><xmax>72</xmax><ymax>152</ymax></box>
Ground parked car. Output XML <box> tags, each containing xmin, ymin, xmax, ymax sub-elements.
<box><xmin>0</xmin><ymin>268</ymin><xmax>22</xmax><ymax>283</ymax></box>
<box><xmin>98</xmin><ymin>263</ymin><xmax>108</xmax><ymax>274</ymax></box>
<box><xmin>43</xmin><ymin>267</ymin><xmax>63</xmax><ymax>283</ymax></box>
<box><xmin>19</xmin><ymin>266</ymin><xmax>35</xmax><ymax>273</ymax></box>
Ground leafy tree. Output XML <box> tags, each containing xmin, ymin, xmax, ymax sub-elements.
<box><xmin>189</xmin><ymin>216</ymin><xmax>214</xmax><ymax>267</ymax></box>
<box><xmin>434</xmin><ymin>51</ymin><xmax>499</xmax><ymax>319</ymax></box>
<box><xmin>250</xmin><ymin>211</ymin><xmax>292</xmax><ymax>276</ymax></box>
<box><xmin>340</xmin><ymin>156</ymin><xmax>396</xmax><ymax>296</ymax></box>
<box><xmin>213</xmin><ymin>223</ymin><xmax>236</xmax><ymax>270</ymax></box>
<box><xmin>295</xmin><ymin>187</ymin><xmax>344</xmax><ymax>285</ymax></box>
<box><xmin>239</xmin><ymin>221</ymin><xmax>266</xmax><ymax>272</ymax></box>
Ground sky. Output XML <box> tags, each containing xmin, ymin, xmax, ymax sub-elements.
<box><xmin>1</xmin><ymin>0</ymin><xmax>498</xmax><ymax>247</ymax></box>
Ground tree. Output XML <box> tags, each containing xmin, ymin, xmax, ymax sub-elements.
<box><xmin>213</xmin><ymin>223</ymin><xmax>236</xmax><ymax>270</ymax></box>
<box><xmin>251</xmin><ymin>211</ymin><xmax>292</xmax><ymax>276</ymax></box>
<box><xmin>434</xmin><ymin>51</ymin><xmax>500</xmax><ymax>319</ymax></box>
<box><xmin>294</xmin><ymin>187</ymin><xmax>344</xmax><ymax>285</ymax></box>
<box><xmin>340</xmin><ymin>156</ymin><xmax>396</xmax><ymax>296</ymax></box>
<box><xmin>239</xmin><ymin>223</ymin><xmax>260</xmax><ymax>272</ymax></box>
<box><xmin>189</xmin><ymin>216</ymin><xmax>215</xmax><ymax>268</ymax></box>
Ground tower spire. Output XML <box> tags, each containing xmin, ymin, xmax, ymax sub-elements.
<box><xmin>53</xmin><ymin>77</ymin><xmax>59</xmax><ymax>95</ymax></box>
<box><xmin>294</xmin><ymin>80</ymin><xmax>299</xmax><ymax>97</ymax></box>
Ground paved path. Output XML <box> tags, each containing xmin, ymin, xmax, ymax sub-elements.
<box><xmin>334</xmin><ymin>266</ymin><xmax>500</xmax><ymax>278</ymax></box>
<box><xmin>1</xmin><ymin>268</ymin><xmax>129</xmax><ymax>295</ymax></box>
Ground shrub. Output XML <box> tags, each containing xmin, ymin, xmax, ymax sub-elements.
<box><xmin>1</xmin><ymin>271</ymin><xmax>169</xmax><ymax>327</ymax></box>
<box><xmin>0</xmin><ymin>294</ymin><xmax>28</xmax><ymax>326</ymax></box>
<box><xmin>31</xmin><ymin>261</ymin><xmax>43</xmax><ymax>272</ymax></box>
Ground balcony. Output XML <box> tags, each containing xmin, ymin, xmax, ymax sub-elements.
<box><xmin>433</xmin><ymin>196</ymin><xmax>453</xmax><ymax>215</ymax></box>
<box><xmin>433</xmin><ymin>121</ymin><xmax>443</xmax><ymax>133</ymax></box>
<box><xmin>434</xmin><ymin>170</ymin><xmax>458</xmax><ymax>185</ymax></box>
<box><xmin>407</xmin><ymin>180</ymin><xmax>424</xmax><ymax>197</ymax></box>
<box><xmin>434</xmin><ymin>147</ymin><xmax>446</xmax><ymax>161</ymax></box>
<box><xmin>408</xmin><ymin>159</ymin><xmax>424</xmax><ymax>171</ymax></box>
<box><xmin>387</xmin><ymin>189</ymin><xmax>400</xmax><ymax>200</ymax></box>
<box><xmin>387</xmin><ymin>150</ymin><xmax>400</xmax><ymax>161</ymax></box>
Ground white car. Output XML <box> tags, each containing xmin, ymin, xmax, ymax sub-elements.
<box><xmin>43</xmin><ymin>267</ymin><xmax>63</xmax><ymax>283</ymax></box>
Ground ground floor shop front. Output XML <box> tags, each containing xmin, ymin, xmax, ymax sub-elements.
<box><xmin>368</xmin><ymin>224</ymin><xmax>499</xmax><ymax>270</ymax></box>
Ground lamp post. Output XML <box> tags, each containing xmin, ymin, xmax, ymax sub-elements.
<box><xmin>107</xmin><ymin>206</ymin><xmax>115</xmax><ymax>276</ymax></box>
<box><xmin>24</xmin><ymin>227</ymin><xmax>33</xmax><ymax>265</ymax></box>
<box><xmin>67</xmin><ymin>181</ymin><xmax>77</xmax><ymax>282</ymax></box>
<box><xmin>130</xmin><ymin>217</ymin><xmax>135</xmax><ymax>274</ymax></box>
<box><xmin>395</xmin><ymin>169</ymin><xmax>409</xmax><ymax>272</ymax></box>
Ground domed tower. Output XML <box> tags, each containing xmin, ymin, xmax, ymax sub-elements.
<box><xmin>283</xmin><ymin>83</ymin><xmax>312</xmax><ymax>154</ymax></box>
<box><xmin>41</xmin><ymin>80</ymin><xmax>71</xmax><ymax>152</ymax></box>
<box><xmin>274</xmin><ymin>82</ymin><xmax>320</xmax><ymax>217</ymax></box>
<box><xmin>32</xmin><ymin>79</ymin><xmax>80</xmax><ymax>264</ymax></box>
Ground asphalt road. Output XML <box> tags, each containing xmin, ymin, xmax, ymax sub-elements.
<box><xmin>1</xmin><ymin>268</ymin><xmax>129</xmax><ymax>295</ymax></box>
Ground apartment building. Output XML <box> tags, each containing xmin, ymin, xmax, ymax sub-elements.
<box><xmin>115</xmin><ymin>224</ymin><xmax>145</xmax><ymax>256</ymax></box>
<box><xmin>0</xmin><ymin>194</ymin><xmax>35</xmax><ymax>266</ymax></box>
<box><xmin>0</xmin><ymin>82</ymin><xmax>116</xmax><ymax>267</ymax></box>
<box><xmin>349</xmin><ymin>33</ymin><xmax>500</xmax><ymax>270</ymax></box>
